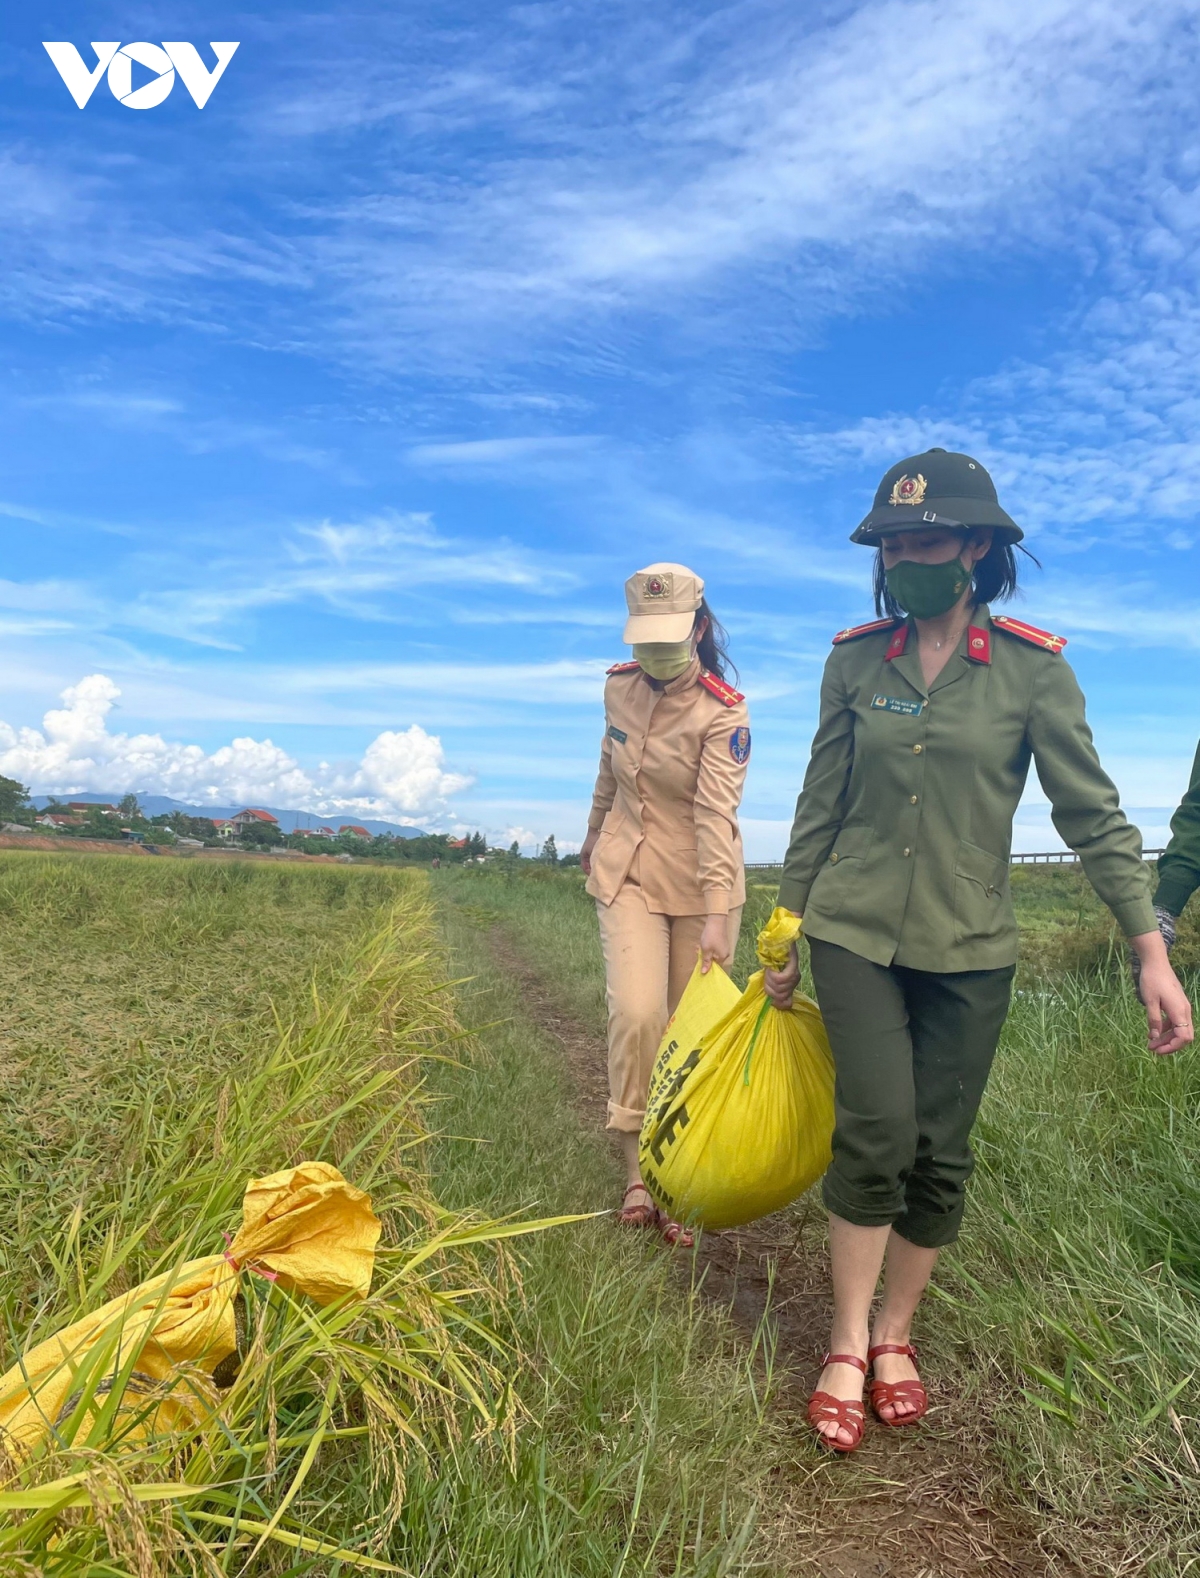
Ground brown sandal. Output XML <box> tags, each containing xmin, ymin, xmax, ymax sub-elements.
<box><xmin>867</xmin><ymin>1343</ymin><xmax>928</xmax><ymax>1426</ymax></box>
<box><xmin>617</xmin><ymin>1182</ymin><xmax>658</xmax><ymax>1228</ymax></box>
<box><xmin>808</xmin><ymin>1353</ymin><xmax>867</xmax><ymax>1453</ymax></box>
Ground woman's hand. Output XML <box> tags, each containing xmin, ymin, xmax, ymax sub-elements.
<box><xmin>699</xmin><ymin>915</ymin><xmax>730</xmax><ymax>974</ymax></box>
<box><xmin>579</xmin><ymin>828</ymin><xmax>599</xmax><ymax>876</ymax></box>
<box><xmin>1130</xmin><ymin>929</ymin><xmax>1194</xmax><ymax>1055</ymax></box>
<box><xmin>764</xmin><ymin>941</ymin><xmax>801</xmax><ymax>1010</ymax></box>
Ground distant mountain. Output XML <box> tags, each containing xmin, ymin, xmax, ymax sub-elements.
<box><xmin>30</xmin><ymin>793</ymin><xmax>428</xmax><ymax>839</ymax></box>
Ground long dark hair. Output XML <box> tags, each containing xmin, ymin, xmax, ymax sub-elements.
<box><xmin>695</xmin><ymin>598</ymin><xmax>737</xmax><ymax>683</ymax></box>
<box><xmin>872</xmin><ymin>531</ymin><xmax>1038</xmax><ymax>619</ymax></box>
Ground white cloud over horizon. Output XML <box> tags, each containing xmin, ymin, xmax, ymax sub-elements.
<box><xmin>0</xmin><ymin>675</ymin><xmax>472</xmax><ymax>825</ymax></box>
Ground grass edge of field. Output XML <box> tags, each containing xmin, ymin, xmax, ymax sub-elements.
<box><xmin>412</xmin><ymin>887</ymin><xmax>787</xmax><ymax>1576</ymax></box>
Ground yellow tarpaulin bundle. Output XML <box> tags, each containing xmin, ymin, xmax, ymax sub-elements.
<box><xmin>0</xmin><ymin>1161</ymin><xmax>381</xmax><ymax>1453</ymax></box>
<box><xmin>639</xmin><ymin>908</ymin><xmax>835</xmax><ymax>1231</ymax></box>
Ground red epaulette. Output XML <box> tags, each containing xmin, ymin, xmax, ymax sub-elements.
<box><xmin>832</xmin><ymin>617</ymin><xmax>903</xmax><ymax>646</ymax></box>
<box><xmin>992</xmin><ymin>616</ymin><xmax>1067</xmax><ymax>654</ymax></box>
<box><xmin>698</xmin><ymin>670</ymin><xmax>744</xmax><ymax>707</ymax></box>
<box><xmin>606</xmin><ymin>660</ymin><xmax>642</xmax><ymax>675</ymax></box>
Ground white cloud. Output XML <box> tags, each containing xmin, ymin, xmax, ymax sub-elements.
<box><xmin>0</xmin><ymin>675</ymin><xmax>471</xmax><ymax>824</ymax></box>
<box><xmin>405</xmin><ymin>435</ymin><xmax>600</xmax><ymax>466</ymax></box>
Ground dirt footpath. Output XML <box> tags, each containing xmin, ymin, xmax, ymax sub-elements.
<box><xmin>487</xmin><ymin>925</ymin><xmax>1081</xmax><ymax>1578</ymax></box>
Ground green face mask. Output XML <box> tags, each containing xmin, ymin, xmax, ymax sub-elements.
<box><xmin>884</xmin><ymin>556</ymin><xmax>971</xmax><ymax>619</ymax></box>
<box><xmin>633</xmin><ymin>641</ymin><xmax>693</xmax><ymax>681</ymax></box>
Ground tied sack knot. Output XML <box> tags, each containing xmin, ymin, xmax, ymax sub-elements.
<box><xmin>756</xmin><ymin>906</ymin><xmax>803</xmax><ymax>971</ymax></box>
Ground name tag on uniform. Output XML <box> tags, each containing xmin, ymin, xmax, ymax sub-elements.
<box><xmin>607</xmin><ymin>724</ymin><xmax>628</xmax><ymax>743</ymax></box>
<box><xmin>870</xmin><ymin>694</ymin><xmax>924</xmax><ymax>717</ymax></box>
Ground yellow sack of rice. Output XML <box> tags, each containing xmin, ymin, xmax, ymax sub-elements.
<box><xmin>639</xmin><ymin>908</ymin><xmax>835</xmax><ymax>1230</ymax></box>
<box><xmin>0</xmin><ymin>1161</ymin><xmax>380</xmax><ymax>1453</ymax></box>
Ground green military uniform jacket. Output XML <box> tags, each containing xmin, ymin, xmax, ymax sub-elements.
<box><xmin>777</xmin><ymin>606</ymin><xmax>1157</xmax><ymax>971</ymax></box>
<box><xmin>1156</xmin><ymin>739</ymin><xmax>1200</xmax><ymax>916</ymax></box>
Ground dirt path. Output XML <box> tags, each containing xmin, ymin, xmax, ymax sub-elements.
<box><xmin>487</xmin><ymin>924</ymin><xmax>1080</xmax><ymax>1578</ymax></box>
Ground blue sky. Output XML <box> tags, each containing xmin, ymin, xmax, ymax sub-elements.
<box><xmin>0</xmin><ymin>1</ymin><xmax>1198</xmax><ymax>856</ymax></box>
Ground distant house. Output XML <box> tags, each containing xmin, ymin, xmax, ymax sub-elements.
<box><xmin>68</xmin><ymin>801</ymin><xmax>117</xmax><ymax>816</ymax></box>
<box><xmin>208</xmin><ymin>818</ymin><xmax>236</xmax><ymax>840</ymax></box>
<box><xmin>447</xmin><ymin>837</ymin><xmax>468</xmax><ymax>849</ymax></box>
<box><xmin>230</xmin><ymin>808</ymin><xmax>279</xmax><ymax>834</ymax></box>
<box><xmin>37</xmin><ymin>813</ymin><xmax>85</xmax><ymax>830</ymax></box>
<box><xmin>298</xmin><ymin>825</ymin><xmax>336</xmax><ymax>839</ymax></box>
<box><xmin>338</xmin><ymin>824</ymin><xmax>372</xmax><ymax>839</ymax></box>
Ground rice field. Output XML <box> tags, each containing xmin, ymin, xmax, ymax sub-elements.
<box><xmin>0</xmin><ymin>855</ymin><xmax>777</xmax><ymax>1576</ymax></box>
<box><xmin>3</xmin><ymin>850</ymin><xmax>1199</xmax><ymax>1575</ymax></box>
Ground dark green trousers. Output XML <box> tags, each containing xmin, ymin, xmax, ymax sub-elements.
<box><xmin>808</xmin><ymin>938</ymin><xmax>1015</xmax><ymax>1249</ymax></box>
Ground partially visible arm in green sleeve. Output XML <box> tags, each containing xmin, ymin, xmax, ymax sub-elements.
<box><xmin>777</xmin><ymin>653</ymin><xmax>854</xmax><ymax>915</ymax></box>
<box><xmin>1027</xmin><ymin>658</ymin><xmax>1156</xmax><ymax>938</ymax></box>
<box><xmin>1155</xmin><ymin>740</ymin><xmax>1200</xmax><ymax>916</ymax></box>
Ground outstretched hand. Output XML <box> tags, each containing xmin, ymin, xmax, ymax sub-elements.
<box><xmin>764</xmin><ymin>940</ymin><xmax>801</xmax><ymax>1009</ymax></box>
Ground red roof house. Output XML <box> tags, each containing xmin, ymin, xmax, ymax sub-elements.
<box><xmin>231</xmin><ymin>808</ymin><xmax>279</xmax><ymax>832</ymax></box>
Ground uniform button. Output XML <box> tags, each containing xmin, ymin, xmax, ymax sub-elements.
<box><xmin>910</xmin><ymin>795</ymin><xmax>918</xmax><ymax>804</ymax></box>
<box><xmin>830</xmin><ymin>852</ymin><xmax>840</xmax><ymax>864</ymax></box>
<box><xmin>903</xmin><ymin>847</ymin><xmax>911</xmax><ymax>857</ymax></box>
<box><xmin>912</xmin><ymin>744</ymin><xmax>923</xmax><ymax>754</ymax></box>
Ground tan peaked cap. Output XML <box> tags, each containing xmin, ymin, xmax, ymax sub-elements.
<box><xmin>622</xmin><ymin>563</ymin><xmax>704</xmax><ymax>643</ymax></box>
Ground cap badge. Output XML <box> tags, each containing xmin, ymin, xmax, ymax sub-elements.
<box><xmin>888</xmin><ymin>473</ymin><xmax>927</xmax><ymax>506</ymax></box>
<box><xmin>643</xmin><ymin>573</ymin><xmax>672</xmax><ymax>600</ymax></box>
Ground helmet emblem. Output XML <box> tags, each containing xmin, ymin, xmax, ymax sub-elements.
<box><xmin>888</xmin><ymin>473</ymin><xmax>928</xmax><ymax>506</ymax></box>
<box><xmin>643</xmin><ymin>573</ymin><xmax>672</xmax><ymax>599</ymax></box>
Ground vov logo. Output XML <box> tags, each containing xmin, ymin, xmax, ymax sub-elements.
<box><xmin>43</xmin><ymin>42</ymin><xmax>239</xmax><ymax>109</ymax></box>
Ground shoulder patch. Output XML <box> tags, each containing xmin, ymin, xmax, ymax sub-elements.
<box><xmin>832</xmin><ymin>617</ymin><xmax>903</xmax><ymax>646</ymax></box>
<box><xmin>606</xmin><ymin>660</ymin><xmax>642</xmax><ymax>675</ymax></box>
<box><xmin>698</xmin><ymin>670</ymin><xmax>744</xmax><ymax>707</ymax></box>
<box><xmin>992</xmin><ymin>616</ymin><xmax>1067</xmax><ymax>654</ymax></box>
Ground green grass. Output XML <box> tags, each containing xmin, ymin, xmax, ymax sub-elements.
<box><xmin>441</xmin><ymin>861</ymin><xmax>1200</xmax><ymax>1576</ymax></box>
<box><xmin>399</xmin><ymin>880</ymin><xmax>778</xmax><ymax>1577</ymax></box>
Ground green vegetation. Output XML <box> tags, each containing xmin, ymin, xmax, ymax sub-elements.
<box><xmin>409</xmin><ymin>882</ymin><xmax>775</xmax><ymax>1576</ymax></box>
<box><xmin>438</xmin><ymin>860</ymin><xmax>1200</xmax><ymax>1576</ymax></box>
<box><xmin>0</xmin><ymin>773</ymin><xmax>31</xmax><ymax>823</ymax></box>
<box><xmin>0</xmin><ymin>855</ymin><xmax>778</xmax><ymax>1574</ymax></box>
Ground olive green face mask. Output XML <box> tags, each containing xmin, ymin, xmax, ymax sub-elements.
<box><xmin>633</xmin><ymin>642</ymin><xmax>693</xmax><ymax>681</ymax></box>
<box><xmin>884</xmin><ymin>556</ymin><xmax>971</xmax><ymax>619</ymax></box>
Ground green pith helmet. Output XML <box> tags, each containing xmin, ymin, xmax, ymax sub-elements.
<box><xmin>850</xmin><ymin>448</ymin><xmax>1023</xmax><ymax>546</ymax></box>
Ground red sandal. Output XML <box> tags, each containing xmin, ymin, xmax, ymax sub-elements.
<box><xmin>867</xmin><ymin>1343</ymin><xmax>928</xmax><ymax>1426</ymax></box>
<box><xmin>807</xmin><ymin>1353</ymin><xmax>867</xmax><ymax>1453</ymax></box>
<box><xmin>658</xmin><ymin>1215</ymin><xmax>694</xmax><ymax>1248</ymax></box>
<box><xmin>617</xmin><ymin>1182</ymin><xmax>659</xmax><ymax>1227</ymax></box>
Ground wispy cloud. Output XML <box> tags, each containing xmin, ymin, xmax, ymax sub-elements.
<box><xmin>406</xmin><ymin>435</ymin><xmax>601</xmax><ymax>467</ymax></box>
<box><xmin>111</xmin><ymin>511</ymin><xmax>584</xmax><ymax>645</ymax></box>
<box><xmin>5</xmin><ymin>1</ymin><xmax>1197</xmax><ymax>373</ymax></box>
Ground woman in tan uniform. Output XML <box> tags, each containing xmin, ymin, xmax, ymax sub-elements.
<box><xmin>580</xmin><ymin>563</ymin><xmax>751</xmax><ymax>1245</ymax></box>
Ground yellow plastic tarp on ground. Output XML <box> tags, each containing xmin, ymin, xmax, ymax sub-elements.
<box><xmin>639</xmin><ymin>908</ymin><xmax>835</xmax><ymax>1231</ymax></box>
<box><xmin>0</xmin><ymin>1161</ymin><xmax>380</xmax><ymax>1453</ymax></box>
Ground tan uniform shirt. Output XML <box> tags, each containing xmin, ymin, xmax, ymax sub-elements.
<box><xmin>586</xmin><ymin>657</ymin><xmax>750</xmax><ymax>916</ymax></box>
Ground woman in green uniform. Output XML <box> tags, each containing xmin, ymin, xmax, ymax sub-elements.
<box><xmin>764</xmin><ymin>449</ymin><xmax>1194</xmax><ymax>1454</ymax></box>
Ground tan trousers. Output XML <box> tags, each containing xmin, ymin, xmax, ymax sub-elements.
<box><xmin>596</xmin><ymin>880</ymin><xmax>743</xmax><ymax>1132</ymax></box>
